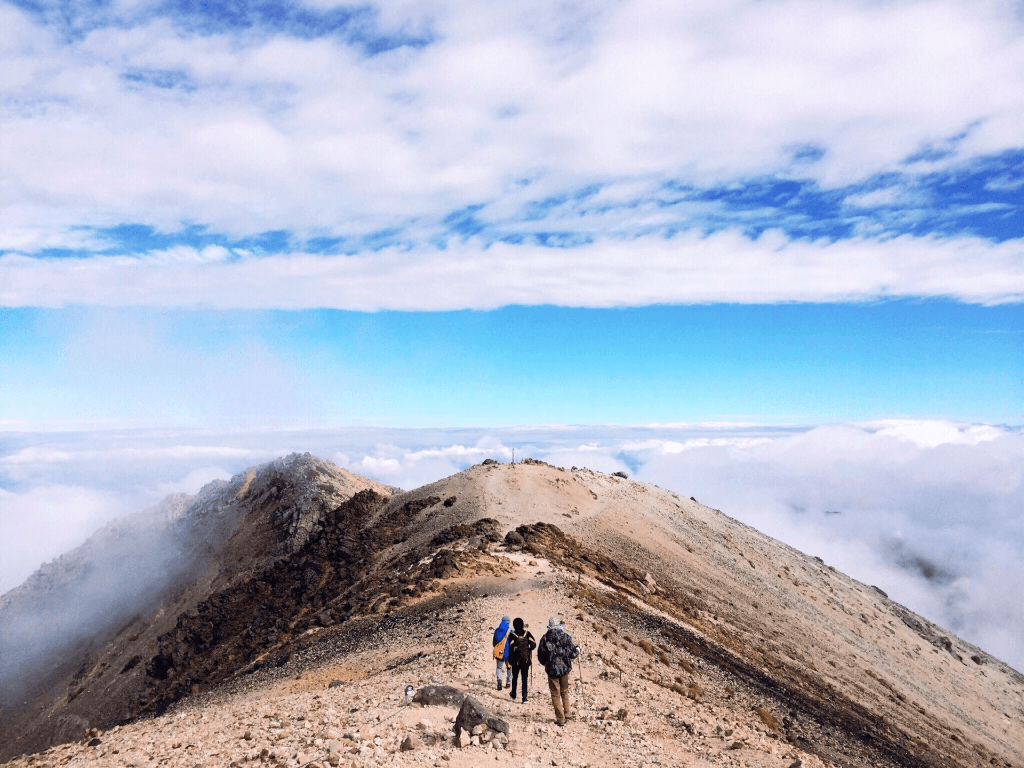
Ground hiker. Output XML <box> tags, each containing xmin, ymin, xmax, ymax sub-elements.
<box><xmin>536</xmin><ymin>616</ymin><xmax>579</xmax><ymax>725</ymax></box>
<box><xmin>508</xmin><ymin>617</ymin><xmax>536</xmax><ymax>703</ymax></box>
<box><xmin>492</xmin><ymin>615</ymin><xmax>513</xmax><ymax>690</ymax></box>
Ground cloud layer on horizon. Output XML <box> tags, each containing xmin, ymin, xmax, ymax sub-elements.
<box><xmin>2</xmin><ymin>420</ymin><xmax>1023</xmax><ymax>670</ymax></box>
<box><xmin>2</xmin><ymin>0</ymin><xmax>1024</xmax><ymax>307</ymax></box>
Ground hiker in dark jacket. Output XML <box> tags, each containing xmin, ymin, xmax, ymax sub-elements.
<box><xmin>536</xmin><ymin>616</ymin><xmax>579</xmax><ymax>725</ymax></box>
<box><xmin>508</xmin><ymin>617</ymin><xmax>536</xmax><ymax>703</ymax></box>
<box><xmin>492</xmin><ymin>615</ymin><xmax>513</xmax><ymax>690</ymax></box>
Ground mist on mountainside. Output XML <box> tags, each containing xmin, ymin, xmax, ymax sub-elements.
<box><xmin>0</xmin><ymin>487</ymin><xmax>221</xmax><ymax>721</ymax></box>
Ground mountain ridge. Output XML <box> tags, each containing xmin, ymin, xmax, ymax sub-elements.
<box><xmin>1</xmin><ymin>455</ymin><xmax>1021</xmax><ymax>767</ymax></box>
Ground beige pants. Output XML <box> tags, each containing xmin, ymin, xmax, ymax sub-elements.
<box><xmin>547</xmin><ymin>674</ymin><xmax>571</xmax><ymax>722</ymax></box>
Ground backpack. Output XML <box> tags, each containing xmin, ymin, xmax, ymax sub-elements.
<box><xmin>493</xmin><ymin>626</ymin><xmax>510</xmax><ymax>659</ymax></box>
<box><xmin>538</xmin><ymin>628</ymin><xmax>579</xmax><ymax>678</ymax></box>
<box><xmin>511</xmin><ymin>631</ymin><xmax>534</xmax><ymax>665</ymax></box>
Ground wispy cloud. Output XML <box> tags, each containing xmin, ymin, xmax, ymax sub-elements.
<box><xmin>1</xmin><ymin>0</ymin><xmax>1023</xmax><ymax>307</ymax></box>
<box><xmin>3</xmin><ymin>230</ymin><xmax>1022</xmax><ymax>308</ymax></box>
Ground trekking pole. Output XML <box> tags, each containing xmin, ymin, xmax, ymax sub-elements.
<box><xmin>576</xmin><ymin>644</ymin><xmax>584</xmax><ymax>708</ymax></box>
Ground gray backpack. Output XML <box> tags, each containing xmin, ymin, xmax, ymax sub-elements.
<box><xmin>539</xmin><ymin>628</ymin><xmax>579</xmax><ymax>678</ymax></box>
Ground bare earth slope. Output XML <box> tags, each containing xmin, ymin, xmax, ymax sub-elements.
<box><xmin>2</xmin><ymin>457</ymin><xmax>1022</xmax><ymax>768</ymax></box>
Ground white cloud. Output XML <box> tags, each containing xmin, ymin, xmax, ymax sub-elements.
<box><xmin>344</xmin><ymin>436</ymin><xmax>512</xmax><ymax>489</ymax></box>
<box><xmin>865</xmin><ymin>419</ymin><xmax>1006</xmax><ymax>449</ymax></box>
<box><xmin>0</xmin><ymin>485</ymin><xmax>129</xmax><ymax>594</ymax></box>
<box><xmin>844</xmin><ymin>187</ymin><xmax>905</xmax><ymax>208</ymax></box>
<box><xmin>630</xmin><ymin>424</ymin><xmax>1024</xmax><ymax>668</ymax></box>
<box><xmin>2</xmin><ymin>230</ymin><xmax>1023</xmax><ymax>309</ymax></box>
<box><xmin>2</xmin><ymin>422</ymin><xmax>1022</xmax><ymax>671</ymax></box>
<box><xmin>152</xmin><ymin>466</ymin><xmax>232</xmax><ymax>497</ymax></box>
<box><xmin>1</xmin><ymin>0</ymin><xmax>1024</xmax><ymax>265</ymax></box>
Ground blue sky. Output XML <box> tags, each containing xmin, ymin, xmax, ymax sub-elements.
<box><xmin>0</xmin><ymin>0</ymin><xmax>1020</xmax><ymax>462</ymax></box>
<box><xmin>2</xmin><ymin>0</ymin><xmax>1024</xmax><ymax>665</ymax></box>
<box><xmin>1</xmin><ymin>302</ymin><xmax>1022</xmax><ymax>428</ymax></box>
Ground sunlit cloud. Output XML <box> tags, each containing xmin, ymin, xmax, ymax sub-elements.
<box><xmin>1</xmin><ymin>0</ymin><xmax>1023</xmax><ymax>307</ymax></box>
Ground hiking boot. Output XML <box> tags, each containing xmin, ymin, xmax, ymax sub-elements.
<box><xmin>497</xmin><ymin>681</ymin><xmax>503</xmax><ymax>691</ymax></box>
<box><xmin>555</xmin><ymin>720</ymin><xmax>565</xmax><ymax>727</ymax></box>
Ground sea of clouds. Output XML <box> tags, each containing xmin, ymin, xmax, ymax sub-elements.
<box><xmin>2</xmin><ymin>420</ymin><xmax>1022</xmax><ymax>670</ymax></box>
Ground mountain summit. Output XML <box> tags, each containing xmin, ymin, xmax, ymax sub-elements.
<box><xmin>1</xmin><ymin>456</ymin><xmax>1021</xmax><ymax>767</ymax></box>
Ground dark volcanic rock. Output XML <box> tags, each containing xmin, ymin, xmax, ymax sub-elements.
<box><xmin>144</xmin><ymin>490</ymin><xmax>389</xmax><ymax>713</ymax></box>
<box><xmin>412</xmin><ymin>685</ymin><xmax>467</xmax><ymax>708</ymax></box>
<box><xmin>453</xmin><ymin>695</ymin><xmax>508</xmax><ymax>737</ymax></box>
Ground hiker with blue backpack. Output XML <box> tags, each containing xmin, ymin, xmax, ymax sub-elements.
<box><xmin>492</xmin><ymin>615</ymin><xmax>513</xmax><ymax>690</ymax></box>
<box><xmin>536</xmin><ymin>616</ymin><xmax>580</xmax><ymax>726</ymax></box>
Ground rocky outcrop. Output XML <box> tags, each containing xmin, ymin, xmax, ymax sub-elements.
<box><xmin>412</xmin><ymin>685</ymin><xmax>467</xmax><ymax>707</ymax></box>
<box><xmin>453</xmin><ymin>696</ymin><xmax>509</xmax><ymax>738</ymax></box>
<box><xmin>144</xmin><ymin>489</ymin><xmax>390</xmax><ymax>713</ymax></box>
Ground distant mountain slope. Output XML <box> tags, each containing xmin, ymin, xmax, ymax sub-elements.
<box><xmin>2</xmin><ymin>457</ymin><xmax>1021</xmax><ymax>767</ymax></box>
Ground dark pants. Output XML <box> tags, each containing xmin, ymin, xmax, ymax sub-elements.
<box><xmin>510</xmin><ymin>661</ymin><xmax>530</xmax><ymax>700</ymax></box>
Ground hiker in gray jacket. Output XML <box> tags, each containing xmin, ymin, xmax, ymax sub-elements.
<box><xmin>535</xmin><ymin>616</ymin><xmax>579</xmax><ymax>725</ymax></box>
